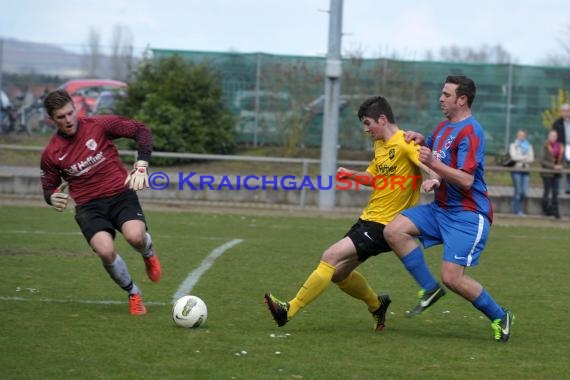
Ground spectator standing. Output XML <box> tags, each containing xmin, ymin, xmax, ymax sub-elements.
<box><xmin>552</xmin><ymin>103</ymin><xmax>570</xmax><ymax>193</ymax></box>
<box><xmin>540</xmin><ymin>129</ymin><xmax>564</xmax><ymax>219</ymax></box>
<box><xmin>509</xmin><ymin>130</ymin><xmax>534</xmax><ymax>215</ymax></box>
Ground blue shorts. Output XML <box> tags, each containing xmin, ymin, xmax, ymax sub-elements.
<box><xmin>401</xmin><ymin>203</ymin><xmax>490</xmax><ymax>267</ymax></box>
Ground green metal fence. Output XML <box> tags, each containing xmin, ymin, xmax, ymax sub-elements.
<box><xmin>152</xmin><ymin>49</ymin><xmax>570</xmax><ymax>154</ymax></box>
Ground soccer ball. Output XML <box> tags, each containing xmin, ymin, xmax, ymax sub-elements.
<box><xmin>172</xmin><ymin>295</ymin><xmax>208</xmax><ymax>328</ymax></box>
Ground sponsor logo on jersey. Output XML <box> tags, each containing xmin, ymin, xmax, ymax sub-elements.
<box><xmin>65</xmin><ymin>151</ymin><xmax>106</xmax><ymax>176</ymax></box>
<box><xmin>375</xmin><ymin>163</ymin><xmax>397</xmax><ymax>175</ymax></box>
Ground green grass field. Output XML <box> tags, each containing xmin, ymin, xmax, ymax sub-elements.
<box><xmin>0</xmin><ymin>205</ymin><xmax>568</xmax><ymax>379</ymax></box>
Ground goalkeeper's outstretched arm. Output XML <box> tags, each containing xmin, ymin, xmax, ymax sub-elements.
<box><xmin>102</xmin><ymin>116</ymin><xmax>153</xmax><ymax>191</ymax></box>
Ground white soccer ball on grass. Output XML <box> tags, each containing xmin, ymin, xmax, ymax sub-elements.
<box><xmin>172</xmin><ymin>295</ymin><xmax>208</xmax><ymax>328</ymax></box>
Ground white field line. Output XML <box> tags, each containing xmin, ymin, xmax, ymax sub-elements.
<box><xmin>0</xmin><ymin>296</ymin><xmax>167</xmax><ymax>306</ymax></box>
<box><xmin>172</xmin><ymin>238</ymin><xmax>243</xmax><ymax>303</ymax></box>
<box><xmin>0</xmin><ymin>230</ymin><xmax>83</xmax><ymax>236</ymax></box>
<box><xmin>0</xmin><ymin>230</ymin><xmax>232</xmax><ymax>240</ymax></box>
<box><xmin>0</xmin><ymin>237</ymin><xmax>244</xmax><ymax>306</ymax></box>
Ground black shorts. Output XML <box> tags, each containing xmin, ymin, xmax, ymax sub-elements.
<box><xmin>345</xmin><ymin>219</ymin><xmax>392</xmax><ymax>262</ymax></box>
<box><xmin>74</xmin><ymin>189</ymin><xmax>147</xmax><ymax>243</ymax></box>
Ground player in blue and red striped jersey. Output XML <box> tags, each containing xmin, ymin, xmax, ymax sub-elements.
<box><xmin>384</xmin><ymin>76</ymin><xmax>514</xmax><ymax>342</ymax></box>
<box><xmin>40</xmin><ymin>89</ymin><xmax>161</xmax><ymax>315</ymax></box>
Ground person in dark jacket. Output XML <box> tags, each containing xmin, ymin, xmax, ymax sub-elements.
<box><xmin>551</xmin><ymin>103</ymin><xmax>570</xmax><ymax>193</ymax></box>
<box><xmin>541</xmin><ymin>129</ymin><xmax>564</xmax><ymax>219</ymax></box>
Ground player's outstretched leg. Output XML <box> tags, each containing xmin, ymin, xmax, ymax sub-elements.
<box><xmin>141</xmin><ymin>233</ymin><xmax>161</xmax><ymax>283</ymax></box>
<box><xmin>264</xmin><ymin>293</ymin><xmax>289</xmax><ymax>327</ymax></box>
<box><xmin>406</xmin><ymin>284</ymin><xmax>446</xmax><ymax>317</ymax></box>
<box><xmin>371</xmin><ymin>294</ymin><xmax>392</xmax><ymax>332</ymax></box>
<box><xmin>491</xmin><ymin>309</ymin><xmax>514</xmax><ymax>342</ymax></box>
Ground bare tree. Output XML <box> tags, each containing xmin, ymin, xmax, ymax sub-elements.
<box><xmin>543</xmin><ymin>23</ymin><xmax>570</xmax><ymax>66</ymax></box>
<box><xmin>435</xmin><ymin>44</ymin><xmax>512</xmax><ymax>63</ymax></box>
<box><xmin>81</xmin><ymin>28</ymin><xmax>102</xmax><ymax>77</ymax></box>
<box><xmin>110</xmin><ymin>25</ymin><xmax>134</xmax><ymax>80</ymax></box>
<box><xmin>423</xmin><ymin>50</ymin><xmax>435</xmax><ymax>61</ymax></box>
<box><xmin>262</xmin><ymin>59</ymin><xmax>324</xmax><ymax>156</ymax></box>
<box><xmin>560</xmin><ymin>23</ymin><xmax>570</xmax><ymax>57</ymax></box>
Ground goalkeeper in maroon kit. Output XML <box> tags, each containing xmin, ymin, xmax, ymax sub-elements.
<box><xmin>40</xmin><ymin>89</ymin><xmax>161</xmax><ymax>315</ymax></box>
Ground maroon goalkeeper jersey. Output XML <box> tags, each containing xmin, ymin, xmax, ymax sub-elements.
<box><xmin>40</xmin><ymin>115</ymin><xmax>152</xmax><ymax>206</ymax></box>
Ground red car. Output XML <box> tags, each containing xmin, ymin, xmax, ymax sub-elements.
<box><xmin>59</xmin><ymin>79</ymin><xmax>127</xmax><ymax>117</ymax></box>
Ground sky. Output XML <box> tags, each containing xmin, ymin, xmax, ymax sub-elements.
<box><xmin>1</xmin><ymin>0</ymin><xmax>568</xmax><ymax>65</ymax></box>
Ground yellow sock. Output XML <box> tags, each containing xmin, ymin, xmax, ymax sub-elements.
<box><xmin>336</xmin><ymin>271</ymin><xmax>380</xmax><ymax>312</ymax></box>
<box><xmin>288</xmin><ymin>261</ymin><xmax>336</xmax><ymax>319</ymax></box>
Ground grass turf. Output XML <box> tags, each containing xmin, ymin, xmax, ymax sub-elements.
<box><xmin>0</xmin><ymin>205</ymin><xmax>568</xmax><ymax>379</ymax></box>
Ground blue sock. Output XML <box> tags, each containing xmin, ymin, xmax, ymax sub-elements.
<box><xmin>400</xmin><ymin>246</ymin><xmax>438</xmax><ymax>291</ymax></box>
<box><xmin>472</xmin><ymin>289</ymin><xmax>505</xmax><ymax>321</ymax></box>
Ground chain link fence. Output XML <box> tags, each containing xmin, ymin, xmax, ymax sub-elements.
<box><xmin>153</xmin><ymin>49</ymin><xmax>570</xmax><ymax>155</ymax></box>
<box><xmin>2</xmin><ymin>41</ymin><xmax>570</xmax><ymax>155</ymax></box>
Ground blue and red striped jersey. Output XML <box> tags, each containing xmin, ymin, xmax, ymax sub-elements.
<box><xmin>427</xmin><ymin>116</ymin><xmax>493</xmax><ymax>223</ymax></box>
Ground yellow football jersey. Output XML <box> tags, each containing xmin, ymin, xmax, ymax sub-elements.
<box><xmin>359</xmin><ymin>130</ymin><xmax>422</xmax><ymax>225</ymax></box>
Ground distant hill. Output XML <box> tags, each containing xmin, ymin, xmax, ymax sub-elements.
<box><xmin>0</xmin><ymin>38</ymin><xmax>113</xmax><ymax>77</ymax></box>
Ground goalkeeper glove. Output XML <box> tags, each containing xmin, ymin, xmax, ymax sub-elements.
<box><xmin>50</xmin><ymin>183</ymin><xmax>69</xmax><ymax>212</ymax></box>
<box><xmin>124</xmin><ymin>160</ymin><xmax>149</xmax><ymax>191</ymax></box>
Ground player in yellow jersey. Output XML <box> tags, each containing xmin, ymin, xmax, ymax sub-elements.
<box><xmin>264</xmin><ymin>95</ymin><xmax>439</xmax><ymax>331</ymax></box>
